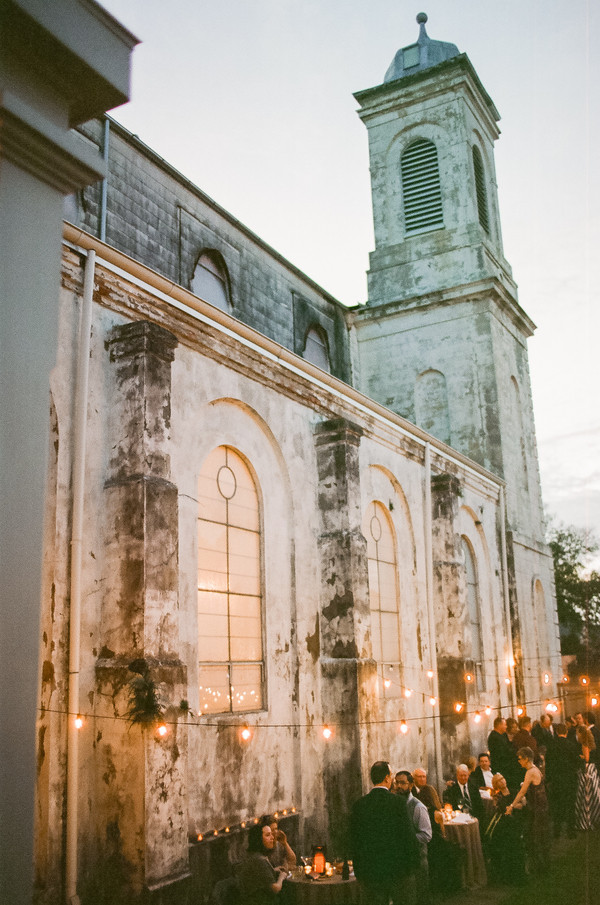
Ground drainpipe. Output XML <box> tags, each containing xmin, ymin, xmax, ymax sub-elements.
<box><xmin>66</xmin><ymin>248</ymin><xmax>95</xmax><ymax>905</ymax></box>
<box><xmin>424</xmin><ymin>443</ymin><xmax>443</xmax><ymax>787</ymax></box>
<box><xmin>499</xmin><ymin>487</ymin><xmax>516</xmax><ymax>710</ymax></box>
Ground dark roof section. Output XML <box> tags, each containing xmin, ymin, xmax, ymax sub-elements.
<box><xmin>384</xmin><ymin>12</ymin><xmax>459</xmax><ymax>83</ymax></box>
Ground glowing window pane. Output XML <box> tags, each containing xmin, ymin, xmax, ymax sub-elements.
<box><xmin>198</xmin><ymin>447</ymin><xmax>264</xmax><ymax>712</ymax></box>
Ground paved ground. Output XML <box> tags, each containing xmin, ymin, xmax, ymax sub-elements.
<box><xmin>447</xmin><ymin>831</ymin><xmax>600</xmax><ymax>905</ymax></box>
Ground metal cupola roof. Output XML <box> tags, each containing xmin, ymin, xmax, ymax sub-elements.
<box><xmin>384</xmin><ymin>12</ymin><xmax>460</xmax><ymax>83</ymax></box>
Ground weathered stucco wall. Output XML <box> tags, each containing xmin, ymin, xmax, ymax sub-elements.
<box><xmin>35</xmin><ymin>243</ymin><xmax>520</xmax><ymax>902</ymax></box>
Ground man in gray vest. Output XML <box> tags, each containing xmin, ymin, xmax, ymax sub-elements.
<box><xmin>393</xmin><ymin>770</ymin><xmax>432</xmax><ymax>904</ymax></box>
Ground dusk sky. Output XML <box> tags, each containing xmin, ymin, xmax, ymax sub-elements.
<box><xmin>99</xmin><ymin>0</ymin><xmax>600</xmax><ymax>561</ymax></box>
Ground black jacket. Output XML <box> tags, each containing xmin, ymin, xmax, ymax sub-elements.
<box><xmin>442</xmin><ymin>777</ymin><xmax>483</xmax><ymax>820</ymax></box>
<box><xmin>350</xmin><ymin>787</ymin><xmax>419</xmax><ymax>883</ymax></box>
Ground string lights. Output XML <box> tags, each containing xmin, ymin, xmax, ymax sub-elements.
<box><xmin>192</xmin><ymin>807</ymin><xmax>299</xmax><ymax>845</ymax></box>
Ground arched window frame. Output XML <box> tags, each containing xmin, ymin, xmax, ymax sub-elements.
<box><xmin>192</xmin><ymin>249</ymin><xmax>232</xmax><ymax>313</ymax></box>
<box><xmin>472</xmin><ymin>145</ymin><xmax>490</xmax><ymax>234</ymax></box>
<box><xmin>461</xmin><ymin>535</ymin><xmax>485</xmax><ymax>691</ymax></box>
<box><xmin>364</xmin><ymin>500</ymin><xmax>403</xmax><ymax>699</ymax></box>
<box><xmin>197</xmin><ymin>445</ymin><xmax>265</xmax><ymax>714</ymax></box>
<box><xmin>401</xmin><ymin>138</ymin><xmax>444</xmax><ymax>234</ymax></box>
<box><xmin>302</xmin><ymin>324</ymin><xmax>331</xmax><ymax>372</ymax></box>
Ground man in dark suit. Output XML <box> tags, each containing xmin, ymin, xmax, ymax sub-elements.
<box><xmin>349</xmin><ymin>760</ymin><xmax>419</xmax><ymax>904</ymax></box>
<box><xmin>442</xmin><ymin>764</ymin><xmax>484</xmax><ymax>821</ymax></box>
<box><xmin>488</xmin><ymin>716</ymin><xmax>520</xmax><ymax>793</ymax></box>
<box><xmin>545</xmin><ymin>722</ymin><xmax>580</xmax><ymax>838</ymax></box>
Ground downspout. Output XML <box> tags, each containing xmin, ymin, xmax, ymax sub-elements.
<box><xmin>66</xmin><ymin>248</ymin><xmax>95</xmax><ymax>905</ymax></box>
<box><xmin>424</xmin><ymin>443</ymin><xmax>443</xmax><ymax>787</ymax></box>
<box><xmin>499</xmin><ymin>486</ymin><xmax>516</xmax><ymax>710</ymax></box>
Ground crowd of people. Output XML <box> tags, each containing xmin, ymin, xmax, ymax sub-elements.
<box><xmin>349</xmin><ymin>709</ymin><xmax>600</xmax><ymax>904</ymax></box>
<box><xmin>214</xmin><ymin>709</ymin><xmax>600</xmax><ymax>904</ymax></box>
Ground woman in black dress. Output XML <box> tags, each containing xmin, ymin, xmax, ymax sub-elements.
<box><xmin>506</xmin><ymin>747</ymin><xmax>550</xmax><ymax>874</ymax></box>
<box><xmin>484</xmin><ymin>773</ymin><xmax>526</xmax><ymax>884</ymax></box>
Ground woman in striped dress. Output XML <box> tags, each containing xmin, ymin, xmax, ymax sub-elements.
<box><xmin>574</xmin><ymin>726</ymin><xmax>600</xmax><ymax>830</ymax></box>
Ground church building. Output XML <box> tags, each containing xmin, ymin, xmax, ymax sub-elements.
<box><xmin>35</xmin><ymin>14</ymin><xmax>560</xmax><ymax>903</ymax></box>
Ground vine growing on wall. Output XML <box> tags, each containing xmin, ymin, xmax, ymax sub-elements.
<box><xmin>126</xmin><ymin>659</ymin><xmax>165</xmax><ymax>726</ymax></box>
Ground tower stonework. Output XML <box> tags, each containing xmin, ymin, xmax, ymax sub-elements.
<box><xmin>351</xmin><ymin>14</ymin><xmax>561</xmax><ymax>705</ymax></box>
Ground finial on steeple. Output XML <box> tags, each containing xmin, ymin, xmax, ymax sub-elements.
<box><xmin>416</xmin><ymin>12</ymin><xmax>429</xmax><ymax>42</ymax></box>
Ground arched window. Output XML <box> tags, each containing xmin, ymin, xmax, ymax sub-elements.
<box><xmin>472</xmin><ymin>146</ymin><xmax>490</xmax><ymax>234</ymax></box>
<box><xmin>461</xmin><ymin>537</ymin><xmax>485</xmax><ymax>690</ymax></box>
<box><xmin>415</xmin><ymin>369</ymin><xmax>451</xmax><ymax>445</ymax></box>
<box><xmin>192</xmin><ymin>251</ymin><xmax>231</xmax><ymax>312</ymax></box>
<box><xmin>302</xmin><ymin>326</ymin><xmax>330</xmax><ymax>372</ymax></box>
<box><xmin>197</xmin><ymin>446</ymin><xmax>263</xmax><ymax>713</ymax></box>
<box><xmin>364</xmin><ymin>500</ymin><xmax>402</xmax><ymax>698</ymax></box>
<box><xmin>401</xmin><ymin>138</ymin><xmax>443</xmax><ymax>233</ymax></box>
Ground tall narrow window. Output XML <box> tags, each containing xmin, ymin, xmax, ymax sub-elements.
<box><xmin>472</xmin><ymin>146</ymin><xmax>490</xmax><ymax>234</ymax></box>
<box><xmin>197</xmin><ymin>446</ymin><xmax>263</xmax><ymax>713</ymax></box>
<box><xmin>415</xmin><ymin>369</ymin><xmax>451</xmax><ymax>445</ymax></box>
<box><xmin>462</xmin><ymin>537</ymin><xmax>485</xmax><ymax>690</ymax></box>
<box><xmin>192</xmin><ymin>251</ymin><xmax>231</xmax><ymax>312</ymax></box>
<box><xmin>303</xmin><ymin>326</ymin><xmax>330</xmax><ymax>372</ymax></box>
<box><xmin>365</xmin><ymin>501</ymin><xmax>402</xmax><ymax>698</ymax></box>
<box><xmin>401</xmin><ymin>138</ymin><xmax>443</xmax><ymax>233</ymax></box>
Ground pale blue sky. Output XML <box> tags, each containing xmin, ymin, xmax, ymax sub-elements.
<box><xmin>99</xmin><ymin>0</ymin><xmax>600</xmax><ymax>554</ymax></box>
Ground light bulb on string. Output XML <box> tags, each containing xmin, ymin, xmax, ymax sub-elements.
<box><xmin>484</xmin><ymin>705</ymin><xmax>492</xmax><ymax>717</ymax></box>
<box><xmin>592</xmin><ymin>698</ymin><xmax>598</xmax><ymax>708</ymax></box>
<box><xmin>240</xmin><ymin>725</ymin><xmax>252</xmax><ymax>742</ymax></box>
<box><xmin>543</xmin><ymin>673</ymin><xmax>550</xmax><ymax>685</ymax></box>
<box><xmin>400</xmin><ymin>720</ymin><xmax>409</xmax><ymax>735</ymax></box>
<box><xmin>74</xmin><ymin>714</ymin><xmax>84</xmax><ymax>730</ymax></box>
<box><xmin>156</xmin><ymin>723</ymin><xmax>168</xmax><ymax>738</ymax></box>
<box><xmin>427</xmin><ymin>670</ymin><xmax>434</xmax><ymax>679</ymax></box>
<box><xmin>517</xmin><ymin>705</ymin><xmax>524</xmax><ymax>716</ymax></box>
<box><xmin>581</xmin><ymin>676</ymin><xmax>590</xmax><ymax>686</ymax></box>
<box><xmin>429</xmin><ymin>696</ymin><xmax>436</xmax><ymax>707</ymax></box>
<box><xmin>322</xmin><ymin>725</ymin><xmax>333</xmax><ymax>740</ymax></box>
<box><xmin>384</xmin><ymin>679</ymin><xmax>391</xmax><ymax>689</ymax></box>
<box><xmin>473</xmin><ymin>711</ymin><xmax>481</xmax><ymax>724</ymax></box>
<box><xmin>504</xmin><ymin>677</ymin><xmax>511</xmax><ymax>685</ymax></box>
<box><xmin>404</xmin><ymin>688</ymin><xmax>412</xmax><ymax>698</ymax></box>
<box><xmin>464</xmin><ymin>673</ymin><xmax>473</xmax><ymax>683</ymax></box>
<box><xmin>454</xmin><ymin>702</ymin><xmax>464</xmax><ymax>713</ymax></box>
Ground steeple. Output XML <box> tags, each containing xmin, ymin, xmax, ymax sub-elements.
<box><xmin>384</xmin><ymin>12</ymin><xmax>460</xmax><ymax>82</ymax></box>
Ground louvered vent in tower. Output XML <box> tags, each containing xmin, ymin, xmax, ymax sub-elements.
<box><xmin>401</xmin><ymin>139</ymin><xmax>443</xmax><ymax>233</ymax></box>
<box><xmin>472</xmin><ymin>146</ymin><xmax>490</xmax><ymax>233</ymax></box>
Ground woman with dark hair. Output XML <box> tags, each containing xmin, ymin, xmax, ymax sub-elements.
<box><xmin>262</xmin><ymin>815</ymin><xmax>297</xmax><ymax>870</ymax></box>
<box><xmin>574</xmin><ymin>725</ymin><xmax>600</xmax><ymax>830</ymax></box>
<box><xmin>506</xmin><ymin>747</ymin><xmax>550</xmax><ymax>874</ymax></box>
<box><xmin>237</xmin><ymin>823</ymin><xmax>288</xmax><ymax>904</ymax></box>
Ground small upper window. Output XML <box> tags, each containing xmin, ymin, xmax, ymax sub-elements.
<box><xmin>401</xmin><ymin>138</ymin><xmax>443</xmax><ymax>234</ymax></box>
<box><xmin>192</xmin><ymin>251</ymin><xmax>231</xmax><ymax>312</ymax></box>
<box><xmin>472</xmin><ymin>146</ymin><xmax>490</xmax><ymax>234</ymax></box>
<box><xmin>302</xmin><ymin>326</ymin><xmax>330</xmax><ymax>372</ymax></box>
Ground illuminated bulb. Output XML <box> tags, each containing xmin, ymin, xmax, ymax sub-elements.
<box><xmin>562</xmin><ymin>675</ymin><xmax>569</xmax><ymax>684</ymax></box>
<box><xmin>400</xmin><ymin>720</ymin><xmax>409</xmax><ymax>735</ymax></box>
<box><xmin>156</xmin><ymin>724</ymin><xmax>168</xmax><ymax>738</ymax></box>
<box><xmin>404</xmin><ymin>688</ymin><xmax>412</xmax><ymax>698</ymax></box>
<box><xmin>545</xmin><ymin>702</ymin><xmax>553</xmax><ymax>712</ymax></box>
<box><xmin>517</xmin><ymin>706</ymin><xmax>524</xmax><ymax>716</ymax></box>
<box><xmin>274</xmin><ymin>812</ymin><xmax>279</xmax><ymax>819</ymax></box>
<box><xmin>581</xmin><ymin>676</ymin><xmax>590</xmax><ymax>686</ymax></box>
<box><xmin>241</xmin><ymin>822</ymin><xmax>246</xmax><ymax>828</ymax></box>
<box><xmin>484</xmin><ymin>706</ymin><xmax>492</xmax><ymax>716</ymax></box>
<box><xmin>197</xmin><ymin>834</ymin><xmax>203</xmax><ymax>842</ymax></box>
<box><xmin>291</xmin><ymin>807</ymin><xmax>296</xmax><ymax>813</ymax></box>
<box><xmin>465</xmin><ymin>673</ymin><xmax>473</xmax><ymax>683</ymax></box>
<box><xmin>429</xmin><ymin>696</ymin><xmax>436</xmax><ymax>706</ymax></box>
<box><xmin>454</xmin><ymin>702</ymin><xmax>464</xmax><ymax>713</ymax></box>
<box><xmin>504</xmin><ymin>677</ymin><xmax>511</xmax><ymax>685</ymax></box>
<box><xmin>254</xmin><ymin>818</ymin><xmax>259</xmax><ymax>824</ymax></box>
<box><xmin>214</xmin><ymin>830</ymin><xmax>218</xmax><ymax>836</ymax></box>
<box><xmin>591</xmin><ymin>697</ymin><xmax>598</xmax><ymax>707</ymax></box>
<box><xmin>384</xmin><ymin>679</ymin><xmax>391</xmax><ymax>688</ymax></box>
<box><xmin>74</xmin><ymin>715</ymin><xmax>84</xmax><ymax>730</ymax></box>
<box><xmin>225</xmin><ymin>827</ymin><xmax>230</xmax><ymax>833</ymax></box>
<box><xmin>543</xmin><ymin>673</ymin><xmax>550</xmax><ymax>685</ymax></box>
<box><xmin>427</xmin><ymin>670</ymin><xmax>434</xmax><ymax>679</ymax></box>
<box><xmin>509</xmin><ymin>658</ymin><xmax>515</xmax><ymax>668</ymax></box>
<box><xmin>282</xmin><ymin>809</ymin><xmax>288</xmax><ymax>816</ymax></box>
<box><xmin>474</xmin><ymin>711</ymin><xmax>481</xmax><ymax>724</ymax></box>
<box><xmin>323</xmin><ymin>726</ymin><xmax>333</xmax><ymax>740</ymax></box>
<box><xmin>241</xmin><ymin>726</ymin><xmax>252</xmax><ymax>741</ymax></box>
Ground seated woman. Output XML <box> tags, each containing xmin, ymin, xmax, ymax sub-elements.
<box><xmin>484</xmin><ymin>773</ymin><xmax>526</xmax><ymax>885</ymax></box>
<box><xmin>238</xmin><ymin>823</ymin><xmax>288</xmax><ymax>904</ymax></box>
<box><xmin>506</xmin><ymin>746</ymin><xmax>550</xmax><ymax>874</ymax></box>
<box><xmin>263</xmin><ymin>814</ymin><xmax>297</xmax><ymax>869</ymax></box>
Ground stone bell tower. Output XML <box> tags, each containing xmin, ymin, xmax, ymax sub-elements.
<box><xmin>350</xmin><ymin>13</ymin><xmax>561</xmax><ymax>707</ymax></box>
